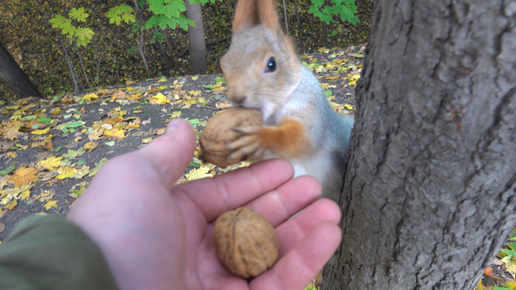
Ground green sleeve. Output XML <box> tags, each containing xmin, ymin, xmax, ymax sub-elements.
<box><xmin>0</xmin><ymin>215</ymin><xmax>119</xmax><ymax>290</ymax></box>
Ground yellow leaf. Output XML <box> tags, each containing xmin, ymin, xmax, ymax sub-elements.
<box><xmin>185</xmin><ymin>167</ymin><xmax>213</xmax><ymax>181</ymax></box>
<box><xmin>198</xmin><ymin>97</ymin><xmax>207</xmax><ymax>106</ymax></box>
<box><xmin>31</xmin><ymin>128</ymin><xmax>50</xmax><ymax>135</ymax></box>
<box><xmin>474</xmin><ymin>280</ymin><xmax>482</xmax><ymax>290</ymax></box>
<box><xmin>344</xmin><ymin>104</ymin><xmax>356</xmax><ymax>111</ymax></box>
<box><xmin>71</xmin><ymin>166</ymin><xmax>90</xmax><ymax>179</ymax></box>
<box><xmin>44</xmin><ymin>200</ymin><xmax>57</xmax><ymax>210</ymax></box>
<box><xmin>44</xmin><ymin>134</ymin><xmax>53</xmax><ymax>143</ymax></box>
<box><xmin>19</xmin><ymin>189</ymin><xmax>31</xmax><ymax>200</ymax></box>
<box><xmin>84</xmin><ymin>142</ymin><xmax>98</xmax><ymax>152</ymax></box>
<box><xmin>188</xmin><ymin>90</ymin><xmax>202</xmax><ymax>96</ymax></box>
<box><xmin>50</xmin><ymin>108</ymin><xmax>61</xmax><ymax>115</ymax></box>
<box><xmin>1</xmin><ymin>184</ymin><xmax>33</xmax><ymax>204</ymax></box>
<box><xmin>103</xmin><ymin>128</ymin><xmax>126</xmax><ymax>139</ymax></box>
<box><xmin>9</xmin><ymin>167</ymin><xmax>38</xmax><ymax>188</ymax></box>
<box><xmin>56</xmin><ymin>166</ymin><xmax>75</xmax><ymax>180</ymax></box>
<box><xmin>88</xmin><ymin>127</ymin><xmax>104</xmax><ymax>140</ymax></box>
<box><xmin>170</xmin><ymin>111</ymin><xmax>181</xmax><ymax>118</ymax></box>
<box><xmin>39</xmin><ymin>156</ymin><xmax>63</xmax><ymax>171</ymax></box>
<box><xmin>82</xmin><ymin>93</ymin><xmax>99</xmax><ymax>101</ymax></box>
<box><xmin>7</xmin><ymin>152</ymin><xmax>17</xmax><ymax>158</ymax></box>
<box><xmin>126</xmin><ymin>93</ymin><xmax>142</xmax><ymax>100</ymax></box>
<box><xmin>2</xmin><ymin>123</ymin><xmax>23</xmax><ymax>139</ymax></box>
<box><xmin>142</xmin><ymin>137</ymin><xmax>153</xmax><ymax>144</ymax></box>
<box><xmin>502</xmin><ymin>256</ymin><xmax>516</xmax><ymax>279</ymax></box>
<box><xmin>39</xmin><ymin>190</ymin><xmax>55</xmax><ymax>202</ymax></box>
<box><xmin>151</xmin><ymin>93</ymin><xmax>170</xmax><ymax>104</ymax></box>
<box><xmin>504</xmin><ymin>281</ymin><xmax>516</xmax><ymax>290</ymax></box>
<box><xmin>5</xmin><ymin>199</ymin><xmax>17</xmax><ymax>210</ymax></box>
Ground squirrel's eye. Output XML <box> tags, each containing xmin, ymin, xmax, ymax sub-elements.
<box><xmin>265</xmin><ymin>57</ymin><xmax>276</xmax><ymax>73</ymax></box>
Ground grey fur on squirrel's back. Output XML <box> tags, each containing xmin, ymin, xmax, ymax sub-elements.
<box><xmin>272</xmin><ymin>66</ymin><xmax>354</xmax><ymax>201</ymax></box>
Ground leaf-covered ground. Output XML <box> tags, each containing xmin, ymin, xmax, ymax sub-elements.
<box><xmin>0</xmin><ymin>45</ymin><xmax>513</xmax><ymax>290</ymax></box>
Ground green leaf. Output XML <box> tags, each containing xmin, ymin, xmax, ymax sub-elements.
<box><xmin>75</xmin><ymin>27</ymin><xmax>94</xmax><ymax>46</ymax></box>
<box><xmin>62</xmin><ymin>148</ymin><xmax>86</xmax><ymax>159</ymax></box>
<box><xmin>63</xmin><ymin>121</ymin><xmax>85</xmax><ymax>128</ymax></box>
<box><xmin>49</xmin><ymin>15</ymin><xmax>69</xmax><ymax>29</ymax></box>
<box><xmin>69</xmin><ymin>7</ymin><xmax>89</xmax><ymax>22</ymax></box>
<box><xmin>0</xmin><ymin>164</ymin><xmax>16</xmax><ymax>176</ymax></box>
<box><xmin>107</xmin><ymin>5</ymin><xmax>136</xmax><ymax>25</ymax></box>
<box><xmin>38</xmin><ymin>117</ymin><xmax>52</xmax><ymax>124</ymax></box>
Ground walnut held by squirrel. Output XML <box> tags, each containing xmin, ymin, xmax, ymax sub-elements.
<box><xmin>214</xmin><ymin>0</ymin><xmax>354</xmax><ymax>202</ymax></box>
<box><xmin>200</xmin><ymin>107</ymin><xmax>262</xmax><ymax>168</ymax></box>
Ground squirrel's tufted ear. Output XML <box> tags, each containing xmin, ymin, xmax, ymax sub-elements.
<box><xmin>233</xmin><ymin>0</ymin><xmax>278</xmax><ymax>33</ymax></box>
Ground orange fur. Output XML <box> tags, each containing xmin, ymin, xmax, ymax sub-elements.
<box><xmin>258</xmin><ymin>119</ymin><xmax>313</xmax><ymax>159</ymax></box>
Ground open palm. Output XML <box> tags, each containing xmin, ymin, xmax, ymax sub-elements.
<box><xmin>68</xmin><ymin>119</ymin><xmax>341</xmax><ymax>290</ymax></box>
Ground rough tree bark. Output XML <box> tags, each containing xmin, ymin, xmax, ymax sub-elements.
<box><xmin>0</xmin><ymin>39</ymin><xmax>43</xmax><ymax>99</ymax></box>
<box><xmin>323</xmin><ymin>0</ymin><xmax>516</xmax><ymax>289</ymax></box>
<box><xmin>185</xmin><ymin>0</ymin><xmax>207</xmax><ymax>75</ymax></box>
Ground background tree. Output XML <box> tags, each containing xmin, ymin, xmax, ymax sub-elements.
<box><xmin>0</xmin><ymin>39</ymin><xmax>43</xmax><ymax>99</ymax></box>
<box><xmin>323</xmin><ymin>0</ymin><xmax>516</xmax><ymax>289</ymax></box>
<box><xmin>185</xmin><ymin>0</ymin><xmax>207</xmax><ymax>74</ymax></box>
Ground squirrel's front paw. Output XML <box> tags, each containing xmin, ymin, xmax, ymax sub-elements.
<box><xmin>226</xmin><ymin>125</ymin><xmax>266</xmax><ymax>162</ymax></box>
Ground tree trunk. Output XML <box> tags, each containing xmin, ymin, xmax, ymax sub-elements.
<box><xmin>294</xmin><ymin>0</ymin><xmax>303</xmax><ymax>53</ymax></box>
<box><xmin>0</xmin><ymin>39</ymin><xmax>43</xmax><ymax>99</ymax></box>
<box><xmin>185</xmin><ymin>0</ymin><xmax>207</xmax><ymax>75</ymax></box>
<box><xmin>133</xmin><ymin>0</ymin><xmax>151</xmax><ymax>79</ymax></box>
<box><xmin>323</xmin><ymin>0</ymin><xmax>516</xmax><ymax>289</ymax></box>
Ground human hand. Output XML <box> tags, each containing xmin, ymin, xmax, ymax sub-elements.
<box><xmin>67</xmin><ymin>119</ymin><xmax>342</xmax><ymax>290</ymax></box>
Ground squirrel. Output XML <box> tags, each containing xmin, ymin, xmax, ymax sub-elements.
<box><xmin>219</xmin><ymin>0</ymin><xmax>354</xmax><ymax>202</ymax></box>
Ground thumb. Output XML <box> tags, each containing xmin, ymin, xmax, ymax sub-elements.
<box><xmin>140</xmin><ymin>119</ymin><xmax>196</xmax><ymax>189</ymax></box>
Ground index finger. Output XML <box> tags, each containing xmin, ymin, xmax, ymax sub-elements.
<box><xmin>172</xmin><ymin>159</ymin><xmax>294</xmax><ymax>222</ymax></box>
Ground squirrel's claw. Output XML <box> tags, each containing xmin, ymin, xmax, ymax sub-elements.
<box><xmin>233</xmin><ymin>125</ymin><xmax>261</xmax><ymax>134</ymax></box>
<box><xmin>226</xmin><ymin>126</ymin><xmax>265</xmax><ymax>161</ymax></box>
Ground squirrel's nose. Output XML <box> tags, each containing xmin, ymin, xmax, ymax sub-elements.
<box><xmin>230</xmin><ymin>95</ymin><xmax>246</xmax><ymax>106</ymax></box>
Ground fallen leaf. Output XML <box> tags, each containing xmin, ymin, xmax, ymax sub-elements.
<box><xmin>62</xmin><ymin>148</ymin><xmax>86</xmax><ymax>159</ymax></box>
<box><xmin>344</xmin><ymin>104</ymin><xmax>356</xmax><ymax>111</ymax></box>
<box><xmin>185</xmin><ymin>167</ymin><xmax>213</xmax><ymax>181</ymax></box>
<box><xmin>9</xmin><ymin>167</ymin><xmax>38</xmax><ymax>188</ymax></box>
<box><xmin>84</xmin><ymin>142</ymin><xmax>98</xmax><ymax>152</ymax></box>
<box><xmin>82</xmin><ymin>93</ymin><xmax>99</xmax><ymax>101</ymax></box>
<box><xmin>216</xmin><ymin>102</ymin><xmax>232</xmax><ymax>109</ymax></box>
<box><xmin>502</xmin><ymin>256</ymin><xmax>516</xmax><ymax>279</ymax></box>
<box><xmin>44</xmin><ymin>200</ymin><xmax>58</xmax><ymax>210</ymax></box>
<box><xmin>71</xmin><ymin>165</ymin><xmax>90</xmax><ymax>179</ymax></box>
<box><xmin>150</xmin><ymin>93</ymin><xmax>170</xmax><ymax>105</ymax></box>
<box><xmin>0</xmin><ymin>164</ymin><xmax>16</xmax><ymax>176</ymax></box>
<box><xmin>5</xmin><ymin>200</ymin><xmax>17</xmax><ymax>210</ymax></box>
<box><xmin>103</xmin><ymin>128</ymin><xmax>127</xmax><ymax>139</ymax></box>
<box><xmin>484</xmin><ymin>266</ymin><xmax>502</xmax><ymax>280</ymax></box>
<box><xmin>39</xmin><ymin>156</ymin><xmax>63</xmax><ymax>171</ymax></box>
<box><xmin>6</xmin><ymin>152</ymin><xmax>17</xmax><ymax>158</ymax></box>
<box><xmin>56</xmin><ymin>166</ymin><xmax>75</xmax><ymax>180</ymax></box>
<box><xmin>142</xmin><ymin>137</ymin><xmax>153</xmax><ymax>144</ymax></box>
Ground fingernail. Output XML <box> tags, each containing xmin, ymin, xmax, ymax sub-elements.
<box><xmin>167</xmin><ymin>119</ymin><xmax>182</xmax><ymax>132</ymax></box>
